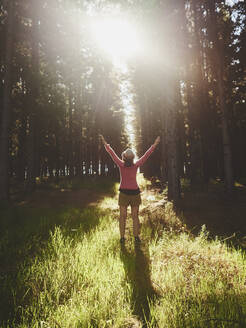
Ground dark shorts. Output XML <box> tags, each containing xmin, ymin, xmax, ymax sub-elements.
<box><xmin>118</xmin><ymin>192</ymin><xmax>141</xmax><ymax>207</ymax></box>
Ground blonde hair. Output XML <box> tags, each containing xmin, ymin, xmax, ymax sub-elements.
<box><xmin>122</xmin><ymin>148</ymin><xmax>135</xmax><ymax>167</ymax></box>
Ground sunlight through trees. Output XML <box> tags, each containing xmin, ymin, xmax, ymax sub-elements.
<box><xmin>1</xmin><ymin>2</ymin><xmax>246</xmax><ymax>327</ymax></box>
<box><xmin>0</xmin><ymin>0</ymin><xmax>245</xmax><ymax>201</ymax></box>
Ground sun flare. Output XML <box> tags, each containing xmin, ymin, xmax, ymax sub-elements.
<box><xmin>90</xmin><ymin>17</ymin><xmax>141</xmax><ymax>62</ymax></box>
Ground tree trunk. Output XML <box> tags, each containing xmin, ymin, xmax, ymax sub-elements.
<box><xmin>165</xmin><ymin>78</ymin><xmax>180</xmax><ymax>202</ymax></box>
<box><xmin>16</xmin><ymin>116</ymin><xmax>27</xmax><ymax>182</ymax></box>
<box><xmin>160</xmin><ymin>103</ymin><xmax>168</xmax><ymax>185</ymax></box>
<box><xmin>0</xmin><ymin>1</ymin><xmax>14</xmax><ymax>201</ymax></box>
<box><xmin>217</xmin><ymin>68</ymin><xmax>234</xmax><ymax>192</ymax></box>
<box><xmin>68</xmin><ymin>83</ymin><xmax>74</xmax><ymax>177</ymax></box>
<box><xmin>26</xmin><ymin>8</ymin><xmax>40</xmax><ymax>192</ymax></box>
<box><xmin>207</xmin><ymin>0</ymin><xmax>234</xmax><ymax>193</ymax></box>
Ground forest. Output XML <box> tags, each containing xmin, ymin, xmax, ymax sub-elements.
<box><xmin>1</xmin><ymin>0</ymin><xmax>246</xmax><ymax>327</ymax></box>
<box><xmin>1</xmin><ymin>0</ymin><xmax>245</xmax><ymax>201</ymax></box>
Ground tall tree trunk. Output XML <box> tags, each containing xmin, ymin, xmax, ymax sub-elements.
<box><xmin>186</xmin><ymin>79</ymin><xmax>200</xmax><ymax>187</ymax></box>
<box><xmin>68</xmin><ymin>83</ymin><xmax>74</xmax><ymax>177</ymax></box>
<box><xmin>16</xmin><ymin>116</ymin><xmax>27</xmax><ymax>182</ymax></box>
<box><xmin>160</xmin><ymin>102</ymin><xmax>168</xmax><ymax>184</ymax></box>
<box><xmin>165</xmin><ymin>78</ymin><xmax>180</xmax><ymax>202</ymax></box>
<box><xmin>26</xmin><ymin>7</ymin><xmax>40</xmax><ymax>192</ymax></box>
<box><xmin>217</xmin><ymin>67</ymin><xmax>234</xmax><ymax>192</ymax></box>
<box><xmin>193</xmin><ymin>1</ymin><xmax>210</xmax><ymax>186</ymax></box>
<box><xmin>207</xmin><ymin>0</ymin><xmax>234</xmax><ymax>193</ymax></box>
<box><xmin>0</xmin><ymin>1</ymin><xmax>14</xmax><ymax>201</ymax></box>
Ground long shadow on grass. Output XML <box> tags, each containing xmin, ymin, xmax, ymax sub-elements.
<box><xmin>120</xmin><ymin>242</ymin><xmax>159</xmax><ymax>327</ymax></box>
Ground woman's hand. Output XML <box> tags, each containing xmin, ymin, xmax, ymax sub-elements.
<box><xmin>99</xmin><ymin>134</ymin><xmax>107</xmax><ymax>146</ymax></box>
<box><xmin>153</xmin><ymin>136</ymin><xmax>160</xmax><ymax>146</ymax></box>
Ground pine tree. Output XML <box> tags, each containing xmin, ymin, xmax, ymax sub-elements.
<box><xmin>0</xmin><ymin>1</ymin><xmax>14</xmax><ymax>201</ymax></box>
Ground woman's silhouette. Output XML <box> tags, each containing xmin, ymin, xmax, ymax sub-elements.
<box><xmin>100</xmin><ymin>135</ymin><xmax>160</xmax><ymax>243</ymax></box>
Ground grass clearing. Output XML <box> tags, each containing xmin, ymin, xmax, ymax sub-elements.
<box><xmin>1</xmin><ymin>177</ymin><xmax>246</xmax><ymax>327</ymax></box>
<box><xmin>149</xmin><ymin>229</ymin><xmax>246</xmax><ymax>327</ymax></box>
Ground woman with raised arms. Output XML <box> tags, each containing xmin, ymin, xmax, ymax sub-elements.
<box><xmin>100</xmin><ymin>135</ymin><xmax>160</xmax><ymax>244</ymax></box>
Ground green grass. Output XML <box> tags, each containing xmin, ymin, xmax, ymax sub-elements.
<box><xmin>149</xmin><ymin>228</ymin><xmax>246</xmax><ymax>327</ymax></box>
<box><xmin>1</xmin><ymin>179</ymin><xmax>246</xmax><ymax>327</ymax></box>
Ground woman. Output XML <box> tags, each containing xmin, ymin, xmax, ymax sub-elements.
<box><xmin>100</xmin><ymin>135</ymin><xmax>160</xmax><ymax>243</ymax></box>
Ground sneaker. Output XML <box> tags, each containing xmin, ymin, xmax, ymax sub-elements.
<box><xmin>134</xmin><ymin>236</ymin><xmax>141</xmax><ymax>243</ymax></box>
<box><xmin>120</xmin><ymin>237</ymin><xmax>125</xmax><ymax>244</ymax></box>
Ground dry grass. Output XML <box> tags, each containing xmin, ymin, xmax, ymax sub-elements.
<box><xmin>1</xmin><ymin>177</ymin><xmax>246</xmax><ymax>327</ymax></box>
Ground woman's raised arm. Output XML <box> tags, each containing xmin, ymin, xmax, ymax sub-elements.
<box><xmin>99</xmin><ymin>135</ymin><xmax>124</xmax><ymax>167</ymax></box>
<box><xmin>135</xmin><ymin>136</ymin><xmax>160</xmax><ymax>167</ymax></box>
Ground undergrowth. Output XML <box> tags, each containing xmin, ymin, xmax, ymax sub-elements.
<box><xmin>1</xmin><ymin>176</ymin><xmax>246</xmax><ymax>327</ymax></box>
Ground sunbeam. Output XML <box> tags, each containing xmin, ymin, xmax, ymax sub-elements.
<box><xmin>89</xmin><ymin>16</ymin><xmax>141</xmax><ymax>62</ymax></box>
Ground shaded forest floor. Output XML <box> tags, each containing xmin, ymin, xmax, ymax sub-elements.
<box><xmin>145</xmin><ymin>177</ymin><xmax>246</xmax><ymax>245</ymax></box>
<box><xmin>180</xmin><ymin>185</ymin><xmax>246</xmax><ymax>240</ymax></box>
<box><xmin>11</xmin><ymin>176</ymin><xmax>117</xmax><ymax>209</ymax></box>
<box><xmin>1</xmin><ymin>176</ymin><xmax>246</xmax><ymax>327</ymax></box>
<box><xmin>8</xmin><ymin>176</ymin><xmax>246</xmax><ymax>241</ymax></box>
<box><xmin>16</xmin><ymin>176</ymin><xmax>246</xmax><ymax>240</ymax></box>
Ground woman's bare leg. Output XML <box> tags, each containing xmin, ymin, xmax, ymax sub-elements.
<box><xmin>131</xmin><ymin>205</ymin><xmax>140</xmax><ymax>237</ymax></box>
<box><xmin>119</xmin><ymin>206</ymin><xmax>127</xmax><ymax>238</ymax></box>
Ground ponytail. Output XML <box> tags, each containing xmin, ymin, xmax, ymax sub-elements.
<box><xmin>124</xmin><ymin>159</ymin><xmax>133</xmax><ymax>167</ymax></box>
